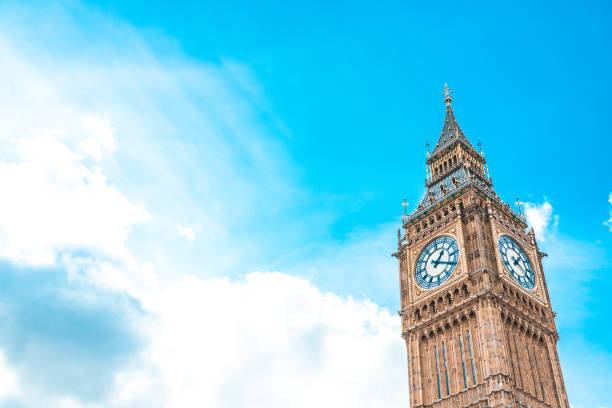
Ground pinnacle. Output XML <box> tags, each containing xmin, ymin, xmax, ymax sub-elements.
<box><xmin>430</xmin><ymin>88</ymin><xmax>476</xmax><ymax>157</ymax></box>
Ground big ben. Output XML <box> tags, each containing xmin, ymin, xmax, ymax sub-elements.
<box><xmin>394</xmin><ymin>86</ymin><xmax>570</xmax><ymax>408</ymax></box>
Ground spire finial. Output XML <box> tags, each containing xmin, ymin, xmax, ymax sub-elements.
<box><xmin>402</xmin><ymin>199</ymin><xmax>409</xmax><ymax>223</ymax></box>
<box><xmin>442</xmin><ymin>83</ymin><xmax>453</xmax><ymax>106</ymax></box>
<box><xmin>516</xmin><ymin>197</ymin><xmax>523</xmax><ymax>216</ymax></box>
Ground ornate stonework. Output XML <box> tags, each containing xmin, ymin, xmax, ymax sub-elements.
<box><xmin>394</xmin><ymin>87</ymin><xmax>569</xmax><ymax>408</ymax></box>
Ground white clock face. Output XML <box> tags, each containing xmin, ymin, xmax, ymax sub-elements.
<box><xmin>498</xmin><ymin>236</ymin><xmax>535</xmax><ymax>289</ymax></box>
<box><xmin>415</xmin><ymin>236</ymin><xmax>460</xmax><ymax>289</ymax></box>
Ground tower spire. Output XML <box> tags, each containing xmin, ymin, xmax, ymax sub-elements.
<box><xmin>430</xmin><ymin>85</ymin><xmax>476</xmax><ymax>156</ymax></box>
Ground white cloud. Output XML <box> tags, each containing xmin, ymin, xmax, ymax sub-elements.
<box><xmin>0</xmin><ymin>8</ymin><xmax>292</xmax><ymax>281</ymax></box>
<box><xmin>57</xmin><ymin>396</ymin><xmax>103</xmax><ymax>408</ymax></box>
<box><xmin>109</xmin><ymin>272</ymin><xmax>408</xmax><ymax>408</ymax></box>
<box><xmin>177</xmin><ymin>224</ymin><xmax>195</xmax><ymax>244</ymax></box>
<box><xmin>0</xmin><ymin>35</ymin><xmax>148</xmax><ymax>270</ymax></box>
<box><xmin>0</xmin><ymin>11</ymin><xmax>297</xmax><ymax>281</ymax></box>
<box><xmin>0</xmin><ymin>349</ymin><xmax>20</xmax><ymax>400</ymax></box>
<box><xmin>80</xmin><ymin>115</ymin><xmax>117</xmax><ymax>161</ymax></box>
<box><xmin>524</xmin><ymin>201</ymin><xmax>557</xmax><ymax>242</ymax></box>
<box><xmin>0</xmin><ymin>132</ymin><xmax>149</xmax><ymax>267</ymax></box>
<box><xmin>0</xmin><ymin>5</ymin><xmax>409</xmax><ymax>408</ymax></box>
<box><xmin>605</xmin><ymin>193</ymin><xmax>612</xmax><ymax>232</ymax></box>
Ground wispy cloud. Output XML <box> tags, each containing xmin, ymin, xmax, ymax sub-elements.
<box><xmin>605</xmin><ymin>192</ymin><xmax>612</xmax><ymax>232</ymax></box>
<box><xmin>524</xmin><ymin>200</ymin><xmax>557</xmax><ymax>242</ymax></box>
<box><xmin>0</xmin><ymin>3</ymin><xmax>408</xmax><ymax>407</ymax></box>
<box><xmin>0</xmin><ymin>349</ymin><xmax>20</xmax><ymax>402</ymax></box>
<box><xmin>0</xmin><ymin>132</ymin><xmax>149</xmax><ymax>267</ymax></box>
<box><xmin>281</xmin><ymin>222</ymin><xmax>399</xmax><ymax>307</ymax></box>
<box><xmin>0</xmin><ymin>1</ymin><xmax>296</xmax><ymax>282</ymax></box>
<box><xmin>176</xmin><ymin>224</ymin><xmax>195</xmax><ymax>244</ymax></box>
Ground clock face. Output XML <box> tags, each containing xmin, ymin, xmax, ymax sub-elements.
<box><xmin>498</xmin><ymin>236</ymin><xmax>535</xmax><ymax>289</ymax></box>
<box><xmin>415</xmin><ymin>236</ymin><xmax>460</xmax><ymax>289</ymax></box>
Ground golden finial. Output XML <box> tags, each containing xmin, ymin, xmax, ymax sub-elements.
<box><xmin>402</xmin><ymin>198</ymin><xmax>409</xmax><ymax>216</ymax></box>
<box><xmin>402</xmin><ymin>199</ymin><xmax>410</xmax><ymax>223</ymax></box>
<box><xmin>442</xmin><ymin>83</ymin><xmax>453</xmax><ymax>105</ymax></box>
<box><xmin>515</xmin><ymin>197</ymin><xmax>523</xmax><ymax>216</ymax></box>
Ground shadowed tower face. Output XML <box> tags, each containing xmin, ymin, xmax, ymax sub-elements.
<box><xmin>394</xmin><ymin>86</ymin><xmax>569</xmax><ymax>408</ymax></box>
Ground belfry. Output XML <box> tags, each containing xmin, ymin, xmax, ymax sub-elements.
<box><xmin>394</xmin><ymin>86</ymin><xmax>569</xmax><ymax>408</ymax></box>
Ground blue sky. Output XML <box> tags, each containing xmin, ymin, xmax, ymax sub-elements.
<box><xmin>0</xmin><ymin>1</ymin><xmax>610</xmax><ymax>407</ymax></box>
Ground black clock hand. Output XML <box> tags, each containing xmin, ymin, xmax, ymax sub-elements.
<box><xmin>512</xmin><ymin>256</ymin><xmax>527</xmax><ymax>274</ymax></box>
<box><xmin>512</xmin><ymin>257</ymin><xmax>528</xmax><ymax>275</ymax></box>
<box><xmin>435</xmin><ymin>261</ymin><xmax>457</xmax><ymax>265</ymax></box>
<box><xmin>432</xmin><ymin>250</ymin><xmax>444</xmax><ymax>267</ymax></box>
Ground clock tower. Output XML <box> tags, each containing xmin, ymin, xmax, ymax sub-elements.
<box><xmin>394</xmin><ymin>86</ymin><xmax>570</xmax><ymax>408</ymax></box>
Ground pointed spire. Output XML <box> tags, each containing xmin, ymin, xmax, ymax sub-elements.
<box><xmin>430</xmin><ymin>84</ymin><xmax>476</xmax><ymax>156</ymax></box>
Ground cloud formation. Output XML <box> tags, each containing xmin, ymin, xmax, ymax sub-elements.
<box><xmin>0</xmin><ymin>349</ymin><xmax>20</xmax><ymax>402</ymax></box>
<box><xmin>176</xmin><ymin>224</ymin><xmax>195</xmax><ymax>244</ymax></box>
<box><xmin>605</xmin><ymin>193</ymin><xmax>612</xmax><ymax>232</ymax></box>
<box><xmin>283</xmin><ymin>222</ymin><xmax>398</xmax><ymax>306</ymax></box>
<box><xmin>524</xmin><ymin>201</ymin><xmax>557</xmax><ymax>242</ymax></box>
<box><xmin>0</xmin><ymin>132</ymin><xmax>149</xmax><ymax>267</ymax></box>
<box><xmin>0</xmin><ymin>4</ymin><xmax>409</xmax><ymax>408</ymax></box>
<box><xmin>108</xmin><ymin>272</ymin><xmax>408</xmax><ymax>408</ymax></box>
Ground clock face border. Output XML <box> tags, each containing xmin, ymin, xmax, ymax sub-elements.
<box><xmin>414</xmin><ymin>236</ymin><xmax>460</xmax><ymax>290</ymax></box>
<box><xmin>497</xmin><ymin>235</ymin><xmax>536</xmax><ymax>290</ymax></box>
